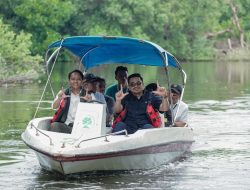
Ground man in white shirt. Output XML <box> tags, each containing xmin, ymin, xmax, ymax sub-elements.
<box><xmin>169</xmin><ymin>84</ymin><xmax>188</xmax><ymax>127</ymax></box>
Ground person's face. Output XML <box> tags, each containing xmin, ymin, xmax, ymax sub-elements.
<box><xmin>170</xmin><ymin>92</ymin><xmax>180</xmax><ymax>104</ymax></box>
<box><xmin>68</xmin><ymin>72</ymin><xmax>83</xmax><ymax>90</ymax></box>
<box><xmin>128</xmin><ymin>77</ymin><xmax>144</xmax><ymax>95</ymax></box>
<box><xmin>96</xmin><ymin>81</ymin><xmax>106</xmax><ymax>94</ymax></box>
<box><xmin>116</xmin><ymin>70</ymin><xmax>128</xmax><ymax>85</ymax></box>
<box><xmin>83</xmin><ymin>81</ymin><xmax>96</xmax><ymax>93</ymax></box>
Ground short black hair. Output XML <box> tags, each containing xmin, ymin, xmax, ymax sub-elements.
<box><xmin>115</xmin><ymin>66</ymin><xmax>128</xmax><ymax>76</ymax></box>
<box><xmin>68</xmin><ymin>69</ymin><xmax>84</xmax><ymax>80</ymax></box>
<box><xmin>128</xmin><ymin>73</ymin><xmax>143</xmax><ymax>83</ymax></box>
<box><xmin>145</xmin><ymin>83</ymin><xmax>157</xmax><ymax>91</ymax></box>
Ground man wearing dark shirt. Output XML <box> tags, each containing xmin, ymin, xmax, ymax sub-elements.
<box><xmin>113</xmin><ymin>73</ymin><xmax>169</xmax><ymax>134</ymax></box>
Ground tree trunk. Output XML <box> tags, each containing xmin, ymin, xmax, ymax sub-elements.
<box><xmin>227</xmin><ymin>38</ymin><xmax>232</xmax><ymax>50</ymax></box>
<box><xmin>229</xmin><ymin>0</ymin><xmax>244</xmax><ymax>48</ymax></box>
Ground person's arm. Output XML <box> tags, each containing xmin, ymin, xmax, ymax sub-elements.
<box><xmin>152</xmin><ymin>83</ymin><xmax>169</xmax><ymax>112</ymax></box>
<box><xmin>159</xmin><ymin>95</ymin><xmax>169</xmax><ymax>112</ymax></box>
<box><xmin>114</xmin><ymin>99</ymin><xmax>123</xmax><ymax>113</ymax></box>
<box><xmin>114</xmin><ymin>85</ymin><xmax>128</xmax><ymax>113</ymax></box>
<box><xmin>173</xmin><ymin>104</ymin><xmax>188</xmax><ymax>127</ymax></box>
<box><xmin>52</xmin><ymin>89</ymin><xmax>65</xmax><ymax>109</ymax></box>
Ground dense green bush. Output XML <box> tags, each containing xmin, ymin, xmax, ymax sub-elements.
<box><xmin>0</xmin><ymin>19</ymin><xmax>42</xmax><ymax>80</ymax></box>
<box><xmin>0</xmin><ymin>0</ymin><xmax>249</xmax><ymax>81</ymax></box>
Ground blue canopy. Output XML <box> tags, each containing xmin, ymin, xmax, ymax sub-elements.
<box><xmin>48</xmin><ymin>36</ymin><xmax>179</xmax><ymax>70</ymax></box>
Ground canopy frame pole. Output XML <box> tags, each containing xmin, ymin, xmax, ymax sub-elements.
<box><xmin>33</xmin><ymin>40</ymin><xmax>64</xmax><ymax>119</ymax></box>
<box><xmin>173</xmin><ymin>69</ymin><xmax>187</xmax><ymax>122</ymax></box>
<box><xmin>79</xmin><ymin>46</ymin><xmax>100</xmax><ymax>72</ymax></box>
<box><xmin>45</xmin><ymin>47</ymin><xmax>61</xmax><ymax>98</ymax></box>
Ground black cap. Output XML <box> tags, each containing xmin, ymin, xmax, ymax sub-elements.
<box><xmin>171</xmin><ymin>84</ymin><xmax>182</xmax><ymax>95</ymax></box>
<box><xmin>83</xmin><ymin>73</ymin><xmax>99</xmax><ymax>83</ymax></box>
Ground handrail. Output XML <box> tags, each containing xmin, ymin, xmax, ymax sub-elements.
<box><xmin>75</xmin><ymin>130</ymin><xmax>128</xmax><ymax>148</ymax></box>
<box><xmin>173</xmin><ymin>69</ymin><xmax>187</xmax><ymax>122</ymax></box>
<box><xmin>30</xmin><ymin>122</ymin><xmax>54</xmax><ymax>145</ymax></box>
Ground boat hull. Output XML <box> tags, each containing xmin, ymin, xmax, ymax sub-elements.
<box><xmin>22</xmin><ymin>118</ymin><xmax>194</xmax><ymax>175</ymax></box>
<box><xmin>35</xmin><ymin>149</ymin><xmax>190</xmax><ymax>174</ymax></box>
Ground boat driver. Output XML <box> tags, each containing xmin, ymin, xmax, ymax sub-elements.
<box><xmin>168</xmin><ymin>84</ymin><xmax>189</xmax><ymax>127</ymax></box>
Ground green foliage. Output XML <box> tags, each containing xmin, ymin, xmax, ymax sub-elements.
<box><xmin>68</xmin><ymin>0</ymin><xmax>229</xmax><ymax>60</ymax></box>
<box><xmin>0</xmin><ymin>18</ymin><xmax>42</xmax><ymax>80</ymax></box>
<box><xmin>14</xmin><ymin>0</ymin><xmax>76</xmax><ymax>54</ymax></box>
<box><xmin>0</xmin><ymin>0</ymin><xmax>250</xmax><ymax>81</ymax></box>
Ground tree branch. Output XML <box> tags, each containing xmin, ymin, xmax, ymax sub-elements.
<box><xmin>205</xmin><ymin>28</ymin><xmax>232</xmax><ymax>39</ymax></box>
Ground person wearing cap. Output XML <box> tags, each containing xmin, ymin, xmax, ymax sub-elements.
<box><xmin>105</xmin><ymin>66</ymin><xmax>129</xmax><ymax>100</ymax></box>
<box><xmin>169</xmin><ymin>84</ymin><xmax>188</xmax><ymax>127</ymax></box>
<box><xmin>49</xmin><ymin>69</ymin><xmax>91</xmax><ymax>133</ymax></box>
<box><xmin>82</xmin><ymin>73</ymin><xmax>106</xmax><ymax>104</ymax></box>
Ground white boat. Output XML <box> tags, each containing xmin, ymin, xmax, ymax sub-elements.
<box><xmin>21</xmin><ymin>36</ymin><xmax>194</xmax><ymax>175</ymax></box>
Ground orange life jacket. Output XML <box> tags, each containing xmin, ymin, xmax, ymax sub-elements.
<box><xmin>51</xmin><ymin>97</ymin><xmax>68</xmax><ymax>123</ymax></box>
<box><xmin>112</xmin><ymin>109</ymin><xmax>127</xmax><ymax>128</ymax></box>
<box><xmin>146</xmin><ymin>103</ymin><xmax>162</xmax><ymax>128</ymax></box>
<box><xmin>112</xmin><ymin>103</ymin><xmax>162</xmax><ymax>128</ymax></box>
<box><xmin>51</xmin><ymin>88</ymin><xmax>85</xmax><ymax>123</ymax></box>
<box><xmin>51</xmin><ymin>89</ymin><xmax>71</xmax><ymax>123</ymax></box>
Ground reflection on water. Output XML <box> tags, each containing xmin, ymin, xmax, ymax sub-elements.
<box><xmin>183</xmin><ymin>61</ymin><xmax>250</xmax><ymax>101</ymax></box>
<box><xmin>0</xmin><ymin>61</ymin><xmax>250</xmax><ymax>189</ymax></box>
<box><xmin>216</xmin><ymin>61</ymin><xmax>250</xmax><ymax>85</ymax></box>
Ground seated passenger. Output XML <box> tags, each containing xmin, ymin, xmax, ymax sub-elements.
<box><xmin>49</xmin><ymin>70</ymin><xmax>90</xmax><ymax>133</ymax></box>
<box><xmin>169</xmin><ymin>84</ymin><xmax>188</xmax><ymax>127</ymax></box>
<box><xmin>112</xmin><ymin>73</ymin><xmax>169</xmax><ymax>134</ymax></box>
<box><xmin>96</xmin><ymin>77</ymin><xmax>115</xmax><ymax>127</ymax></box>
<box><xmin>82</xmin><ymin>73</ymin><xmax>106</xmax><ymax>104</ymax></box>
<box><xmin>145</xmin><ymin>83</ymin><xmax>189</xmax><ymax>127</ymax></box>
<box><xmin>145</xmin><ymin>82</ymin><xmax>172</xmax><ymax>127</ymax></box>
<box><xmin>105</xmin><ymin>66</ymin><xmax>129</xmax><ymax>100</ymax></box>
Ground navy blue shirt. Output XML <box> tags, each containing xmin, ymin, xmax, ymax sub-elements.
<box><xmin>121</xmin><ymin>90</ymin><xmax>162</xmax><ymax>133</ymax></box>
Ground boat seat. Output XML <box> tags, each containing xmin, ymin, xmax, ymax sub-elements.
<box><xmin>37</xmin><ymin>117</ymin><xmax>51</xmax><ymax>131</ymax></box>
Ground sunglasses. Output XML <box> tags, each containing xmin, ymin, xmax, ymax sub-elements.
<box><xmin>129</xmin><ymin>81</ymin><xmax>142</xmax><ymax>87</ymax></box>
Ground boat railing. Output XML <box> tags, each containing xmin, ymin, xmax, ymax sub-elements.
<box><xmin>30</xmin><ymin>122</ymin><xmax>54</xmax><ymax>146</ymax></box>
<box><xmin>75</xmin><ymin>130</ymin><xmax>128</xmax><ymax>148</ymax></box>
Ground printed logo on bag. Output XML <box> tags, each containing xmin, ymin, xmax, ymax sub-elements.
<box><xmin>81</xmin><ymin>115</ymin><xmax>94</xmax><ymax>128</ymax></box>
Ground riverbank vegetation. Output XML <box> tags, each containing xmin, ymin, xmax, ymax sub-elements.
<box><xmin>0</xmin><ymin>0</ymin><xmax>249</xmax><ymax>83</ymax></box>
<box><xmin>0</xmin><ymin>19</ymin><xmax>42</xmax><ymax>83</ymax></box>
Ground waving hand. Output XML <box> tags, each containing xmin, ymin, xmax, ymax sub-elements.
<box><xmin>81</xmin><ymin>88</ymin><xmax>92</xmax><ymax>102</ymax></box>
<box><xmin>115</xmin><ymin>84</ymin><xmax>129</xmax><ymax>101</ymax></box>
<box><xmin>152</xmin><ymin>81</ymin><xmax>168</xmax><ymax>98</ymax></box>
